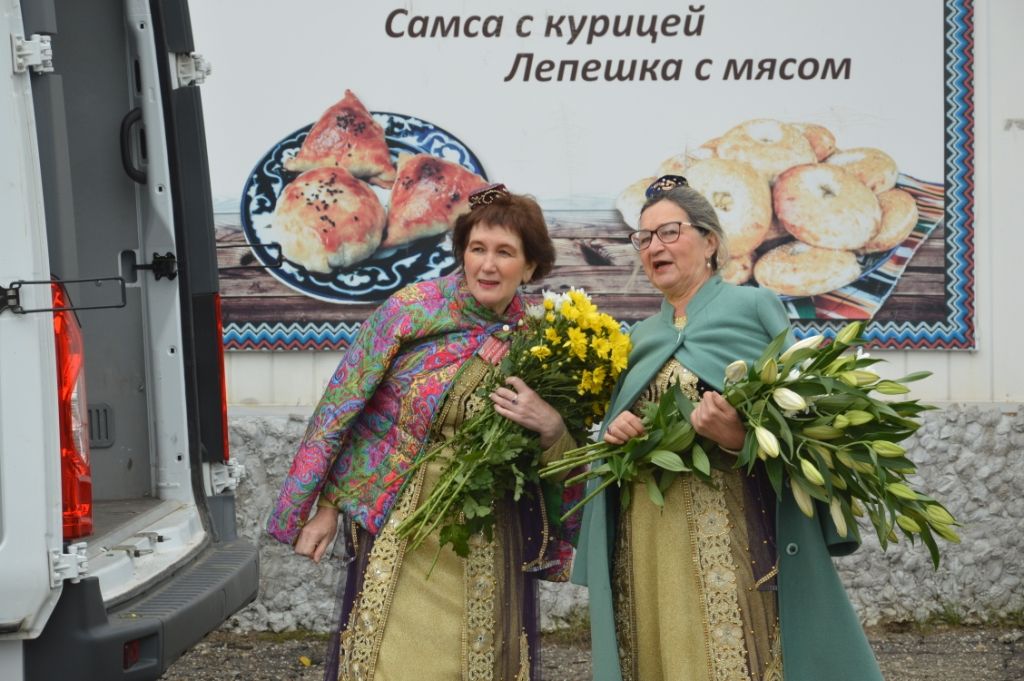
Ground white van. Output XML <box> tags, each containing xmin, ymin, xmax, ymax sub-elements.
<box><xmin>0</xmin><ymin>0</ymin><xmax>258</xmax><ymax>678</ymax></box>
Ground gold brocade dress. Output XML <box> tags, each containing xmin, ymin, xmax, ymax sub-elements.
<box><xmin>337</xmin><ymin>356</ymin><xmax>573</xmax><ymax>681</ymax></box>
<box><xmin>612</xmin><ymin>321</ymin><xmax>784</xmax><ymax>681</ymax></box>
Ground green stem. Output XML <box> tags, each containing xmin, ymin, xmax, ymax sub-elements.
<box><xmin>559</xmin><ymin>476</ymin><xmax>617</xmax><ymax>522</ymax></box>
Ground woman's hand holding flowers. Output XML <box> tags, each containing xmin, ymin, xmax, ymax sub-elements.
<box><xmin>603</xmin><ymin>411</ymin><xmax>647</xmax><ymax>446</ymax></box>
<box><xmin>490</xmin><ymin>376</ymin><xmax>567</xmax><ymax>449</ymax></box>
<box><xmin>690</xmin><ymin>391</ymin><xmax>745</xmax><ymax>452</ymax></box>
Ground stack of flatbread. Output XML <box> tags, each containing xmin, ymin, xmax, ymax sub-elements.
<box><xmin>267</xmin><ymin>89</ymin><xmax>487</xmax><ymax>274</ymax></box>
<box><xmin>617</xmin><ymin>118</ymin><xmax>919</xmax><ymax>298</ymax></box>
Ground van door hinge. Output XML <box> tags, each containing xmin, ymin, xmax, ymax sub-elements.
<box><xmin>175</xmin><ymin>52</ymin><xmax>211</xmax><ymax>86</ymax></box>
<box><xmin>49</xmin><ymin>542</ymin><xmax>89</xmax><ymax>587</ymax></box>
<box><xmin>10</xmin><ymin>33</ymin><xmax>54</xmax><ymax>74</ymax></box>
<box><xmin>134</xmin><ymin>252</ymin><xmax>178</xmax><ymax>280</ymax></box>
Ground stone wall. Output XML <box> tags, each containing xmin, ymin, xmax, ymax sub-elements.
<box><xmin>225</xmin><ymin>403</ymin><xmax>1024</xmax><ymax>632</ymax></box>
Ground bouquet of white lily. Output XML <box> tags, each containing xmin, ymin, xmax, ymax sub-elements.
<box><xmin>541</xmin><ymin>321</ymin><xmax>960</xmax><ymax>567</ymax></box>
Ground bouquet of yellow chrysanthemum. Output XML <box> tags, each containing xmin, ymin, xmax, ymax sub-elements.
<box><xmin>395</xmin><ymin>288</ymin><xmax>631</xmax><ymax>559</ymax></box>
<box><xmin>542</xmin><ymin>321</ymin><xmax>959</xmax><ymax>568</ymax></box>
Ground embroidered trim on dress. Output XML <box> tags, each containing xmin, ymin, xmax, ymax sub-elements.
<box><xmin>339</xmin><ymin>466</ymin><xmax>426</xmax><ymax>681</ymax></box>
<box><xmin>612</xmin><ymin>508</ymin><xmax>637</xmax><ymax>681</ymax></box>
<box><xmin>689</xmin><ymin>470</ymin><xmax>754</xmax><ymax>681</ymax></box>
<box><xmin>463</xmin><ymin>534</ymin><xmax>497</xmax><ymax>680</ymax></box>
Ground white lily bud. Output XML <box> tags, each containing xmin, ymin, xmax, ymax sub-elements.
<box><xmin>754</xmin><ymin>426</ymin><xmax>780</xmax><ymax>459</ymax></box>
<box><xmin>779</xmin><ymin>334</ymin><xmax>825</xmax><ymax>362</ymax></box>
<box><xmin>792</xmin><ymin>482</ymin><xmax>815</xmax><ymax>518</ymax></box>
<box><xmin>829</xmin><ymin>497</ymin><xmax>848</xmax><ymax>538</ymax></box>
<box><xmin>800</xmin><ymin>458</ymin><xmax>826</xmax><ymax>486</ymax></box>
<box><xmin>724</xmin><ymin>360</ymin><xmax>748</xmax><ymax>384</ymax></box>
<box><xmin>834</xmin><ymin>322</ymin><xmax>863</xmax><ymax>346</ymax></box>
<box><xmin>772</xmin><ymin>387</ymin><xmax>806</xmax><ymax>412</ymax></box>
<box><xmin>760</xmin><ymin>360</ymin><xmax>779</xmax><ymax>384</ymax></box>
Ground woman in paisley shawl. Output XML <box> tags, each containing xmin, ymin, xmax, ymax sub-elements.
<box><xmin>266</xmin><ymin>184</ymin><xmax>581</xmax><ymax>681</ymax></box>
<box><xmin>572</xmin><ymin>177</ymin><xmax>884</xmax><ymax>681</ymax></box>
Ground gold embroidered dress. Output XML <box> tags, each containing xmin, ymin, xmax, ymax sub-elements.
<box><xmin>338</xmin><ymin>355</ymin><xmax>572</xmax><ymax>681</ymax></box>
<box><xmin>612</xmin><ymin>320</ymin><xmax>783</xmax><ymax>681</ymax></box>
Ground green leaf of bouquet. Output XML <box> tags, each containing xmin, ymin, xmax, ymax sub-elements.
<box><xmin>691</xmin><ymin>443</ymin><xmax>711</xmax><ymax>477</ymax></box>
<box><xmin>764</xmin><ymin>402</ymin><xmax>794</xmax><ymax>452</ymax></box>
<box><xmin>649</xmin><ymin>449</ymin><xmax>688</xmax><ymax>471</ymax></box>
<box><xmin>440</xmin><ymin>523</ymin><xmax>471</xmax><ymax>558</ymax></box>
<box><xmin>764</xmin><ymin>457</ymin><xmax>783</xmax><ymax>497</ymax></box>
<box><xmin>631</xmin><ymin>430</ymin><xmax>665</xmax><ymax>459</ymax></box>
<box><xmin>796</xmin><ymin>476</ymin><xmax>829</xmax><ymax>503</ymax></box>
<box><xmin>895</xmin><ymin>371</ymin><xmax>932</xmax><ymax>384</ymax></box>
<box><xmin>658</xmin><ymin>469</ymin><xmax>679</xmax><ymax>494</ymax></box>
<box><xmin>738</xmin><ymin>430</ymin><xmax>756</xmax><ymax>469</ymax></box>
<box><xmin>661</xmin><ymin>423</ymin><xmax>695</xmax><ymax>453</ymax></box>
<box><xmin>646</xmin><ymin>477</ymin><xmax>665</xmax><ymax>508</ymax></box>
<box><xmin>755</xmin><ymin>330</ymin><xmax>789</xmax><ymax>372</ymax></box>
<box><xmin>673</xmin><ymin>386</ymin><xmax>697</xmax><ymax>420</ymax></box>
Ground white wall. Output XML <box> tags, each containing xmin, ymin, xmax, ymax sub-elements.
<box><xmin>224</xmin><ymin>0</ymin><xmax>1024</xmax><ymax>408</ymax></box>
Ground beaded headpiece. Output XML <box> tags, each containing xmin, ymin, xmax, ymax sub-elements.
<box><xmin>468</xmin><ymin>183</ymin><xmax>511</xmax><ymax>209</ymax></box>
<box><xmin>644</xmin><ymin>174</ymin><xmax>689</xmax><ymax>199</ymax></box>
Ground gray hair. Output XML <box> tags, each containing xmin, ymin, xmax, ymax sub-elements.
<box><xmin>640</xmin><ymin>185</ymin><xmax>730</xmax><ymax>270</ymax></box>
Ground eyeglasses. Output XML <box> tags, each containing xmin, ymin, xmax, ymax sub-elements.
<box><xmin>629</xmin><ymin>221</ymin><xmax>697</xmax><ymax>251</ymax></box>
<box><xmin>644</xmin><ymin>174</ymin><xmax>689</xmax><ymax>199</ymax></box>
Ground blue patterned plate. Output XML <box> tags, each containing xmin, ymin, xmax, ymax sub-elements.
<box><xmin>240</xmin><ymin>112</ymin><xmax>486</xmax><ymax>304</ymax></box>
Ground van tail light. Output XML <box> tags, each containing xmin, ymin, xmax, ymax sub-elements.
<box><xmin>213</xmin><ymin>293</ymin><xmax>230</xmax><ymax>462</ymax></box>
<box><xmin>52</xmin><ymin>283</ymin><xmax>93</xmax><ymax>539</ymax></box>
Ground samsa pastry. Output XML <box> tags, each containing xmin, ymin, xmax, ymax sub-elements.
<box><xmin>382</xmin><ymin>153</ymin><xmax>487</xmax><ymax>248</ymax></box>
<box><xmin>268</xmin><ymin>166</ymin><xmax>386</xmax><ymax>273</ymax></box>
<box><xmin>283</xmin><ymin>89</ymin><xmax>396</xmax><ymax>187</ymax></box>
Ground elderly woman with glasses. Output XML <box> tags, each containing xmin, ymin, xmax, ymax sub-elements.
<box><xmin>267</xmin><ymin>185</ymin><xmax>582</xmax><ymax>681</ymax></box>
<box><xmin>572</xmin><ymin>176</ymin><xmax>883</xmax><ymax>681</ymax></box>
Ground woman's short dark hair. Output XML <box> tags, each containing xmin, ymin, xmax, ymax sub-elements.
<box><xmin>452</xmin><ymin>192</ymin><xmax>556</xmax><ymax>281</ymax></box>
<box><xmin>640</xmin><ymin>185</ymin><xmax>730</xmax><ymax>270</ymax></box>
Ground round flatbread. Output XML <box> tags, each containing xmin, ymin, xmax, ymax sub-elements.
<box><xmin>862</xmin><ymin>188</ymin><xmax>919</xmax><ymax>252</ymax></box>
<box><xmin>716</xmin><ymin>119</ymin><xmax>817</xmax><ymax>183</ymax></box>
<box><xmin>754</xmin><ymin>241</ymin><xmax>862</xmax><ymax>297</ymax></box>
<box><xmin>685</xmin><ymin>158</ymin><xmax>772</xmax><ymax>256</ymax></box>
<box><xmin>773</xmin><ymin>164</ymin><xmax>880</xmax><ymax>250</ymax></box>
<box><xmin>826</xmin><ymin>147</ymin><xmax>898</xmax><ymax>194</ymax></box>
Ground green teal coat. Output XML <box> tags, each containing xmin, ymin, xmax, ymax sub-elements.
<box><xmin>572</xmin><ymin>276</ymin><xmax>883</xmax><ymax>681</ymax></box>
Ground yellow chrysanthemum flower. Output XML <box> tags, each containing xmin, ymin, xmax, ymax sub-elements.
<box><xmin>565</xmin><ymin>327</ymin><xmax>588</xmax><ymax>360</ymax></box>
<box><xmin>591</xmin><ymin>336</ymin><xmax>612</xmax><ymax>360</ymax></box>
<box><xmin>578</xmin><ymin>369</ymin><xmax>593</xmax><ymax>395</ymax></box>
<box><xmin>545</xmin><ymin>312</ymin><xmax>555</xmax><ymax>323</ymax></box>
<box><xmin>591</xmin><ymin>365</ymin><xmax>608</xmax><ymax>394</ymax></box>
<box><xmin>611</xmin><ymin>343</ymin><xmax>629</xmax><ymax>374</ymax></box>
<box><xmin>579</xmin><ymin>310</ymin><xmax>602</xmax><ymax>331</ymax></box>
<box><xmin>543</xmin><ymin>298</ymin><xmax>554</xmax><ymax>311</ymax></box>
<box><xmin>529</xmin><ymin>344</ymin><xmax>552</xmax><ymax>360</ymax></box>
<box><xmin>544</xmin><ymin>327</ymin><xmax>561</xmax><ymax>344</ymax></box>
<box><xmin>560</xmin><ymin>300</ymin><xmax>580</xmax><ymax>322</ymax></box>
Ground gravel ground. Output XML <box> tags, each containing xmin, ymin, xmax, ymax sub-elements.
<box><xmin>162</xmin><ymin>624</ymin><xmax>1024</xmax><ymax>681</ymax></box>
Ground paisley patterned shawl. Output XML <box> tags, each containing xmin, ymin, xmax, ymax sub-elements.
<box><xmin>266</xmin><ymin>273</ymin><xmax>522</xmax><ymax>545</ymax></box>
